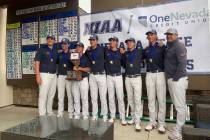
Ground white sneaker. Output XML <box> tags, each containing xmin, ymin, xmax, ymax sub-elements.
<box><xmin>74</xmin><ymin>116</ymin><xmax>80</xmax><ymax>120</ymax></box>
<box><xmin>103</xmin><ymin>116</ymin><xmax>108</xmax><ymax>122</ymax></box>
<box><xmin>145</xmin><ymin>123</ymin><xmax>156</xmax><ymax>131</ymax></box>
<box><xmin>108</xmin><ymin>118</ymin><xmax>115</xmax><ymax>123</ymax></box>
<box><xmin>121</xmin><ymin>119</ymin><xmax>127</xmax><ymax>126</ymax></box>
<box><xmin>168</xmin><ymin>130</ymin><xmax>182</xmax><ymax>140</ymax></box>
<box><xmin>69</xmin><ymin>114</ymin><xmax>73</xmax><ymax>119</ymax></box>
<box><xmin>48</xmin><ymin>112</ymin><xmax>56</xmax><ymax>116</ymax></box>
<box><xmin>91</xmin><ymin>116</ymin><xmax>98</xmax><ymax>121</ymax></box>
<box><xmin>127</xmin><ymin>119</ymin><xmax>134</xmax><ymax>125</ymax></box>
<box><xmin>57</xmin><ymin>114</ymin><xmax>63</xmax><ymax>118</ymax></box>
<box><xmin>83</xmin><ymin>116</ymin><xmax>89</xmax><ymax>120</ymax></box>
<box><xmin>158</xmin><ymin>125</ymin><xmax>166</xmax><ymax>134</ymax></box>
<box><xmin>135</xmin><ymin>123</ymin><xmax>141</xmax><ymax>132</ymax></box>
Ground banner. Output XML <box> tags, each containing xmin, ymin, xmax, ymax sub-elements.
<box><xmin>80</xmin><ymin>0</ymin><xmax>210</xmax><ymax>74</ymax></box>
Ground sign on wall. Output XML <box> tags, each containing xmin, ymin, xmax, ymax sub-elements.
<box><xmin>80</xmin><ymin>0</ymin><xmax>210</xmax><ymax>74</ymax></box>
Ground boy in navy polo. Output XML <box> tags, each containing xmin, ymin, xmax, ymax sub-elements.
<box><xmin>105</xmin><ymin>36</ymin><xmax>127</xmax><ymax>125</ymax></box>
<box><xmin>57</xmin><ymin>38</ymin><xmax>74</xmax><ymax>118</ymax></box>
<box><xmin>71</xmin><ymin>42</ymin><xmax>90</xmax><ymax>120</ymax></box>
<box><xmin>85</xmin><ymin>35</ymin><xmax>108</xmax><ymax>122</ymax></box>
<box><xmin>123</xmin><ymin>38</ymin><xmax>143</xmax><ymax>131</ymax></box>
<box><xmin>144</xmin><ymin>29</ymin><xmax>166</xmax><ymax>133</ymax></box>
<box><xmin>34</xmin><ymin>35</ymin><xmax>58</xmax><ymax>116</ymax></box>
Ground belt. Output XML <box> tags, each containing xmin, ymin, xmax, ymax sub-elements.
<box><xmin>91</xmin><ymin>71</ymin><xmax>106</xmax><ymax>75</ymax></box>
<box><xmin>126</xmin><ymin>74</ymin><xmax>141</xmax><ymax>78</ymax></box>
<box><xmin>42</xmin><ymin>72</ymin><xmax>56</xmax><ymax>74</ymax></box>
<box><xmin>147</xmin><ymin>69</ymin><xmax>163</xmax><ymax>73</ymax></box>
<box><xmin>107</xmin><ymin>73</ymin><xmax>121</xmax><ymax>76</ymax></box>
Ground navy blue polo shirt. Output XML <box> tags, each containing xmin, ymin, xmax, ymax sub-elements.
<box><xmin>85</xmin><ymin>45</ymin><xmax>105</xmax><ymax>73</ymax></box>
<box><xmin>57</xmin><ymin>51</ymin><xmax>73</xmax><ymax>75</ymax></box>
<box><xmin>34</xmin><ymin>45</ymin><xmax>58</xmax><ymax>74</ymax></box>
<box><xmin>105</xmin><ymin>49</ymin><xmax>123</xmax><ymax>74</ymax></box>
<box><xmin>79</xmin><ymin>54</ymin><xmax>90</xmax><ymax>78</ymax></box>
<box><xmin>144</xmin><ymin>42</ymin><xmax>165</xmax><ymax>72</ymax></box>
<box><xmin>124</xmin><ymin>48</ymin><xmax>142</xmax><ymax>75</ymax></box>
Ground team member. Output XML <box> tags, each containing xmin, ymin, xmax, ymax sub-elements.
<box><xmin>85</xmin><ymin>35</ymin><xmax>108</xmax><ymax>122</ymax></box>
<box><xmin>144</xmin><ymin>29</ymin><xmax>166</xmax><ymax>133</ymax></box>
<box><xmin>71</xmin><ymin>42</ymin><xmax>90</xmax><ymax>120</ymax></box>
<box><xmin>35</xmin><ymin>35</ymin><xmax>58</xmax><ymax>116</ymax></box>
<box><xmin>164</xmin><ymin>28</ymin><xmax>188</xmax><ymax>140</ymax></box>
<box><xmin>123</xmin><ymin>38</ymin><xmax>143</xmax><ymax>131</ymax></box>
<box><xmin>105</xmin><ymin>36</ymin><xmax>127</xmax><ymax>125</ymax></box>
<box><xmin>57</xmin><ymin>38</ymin><xmax>74</xmax><ymax>118</ymax></box>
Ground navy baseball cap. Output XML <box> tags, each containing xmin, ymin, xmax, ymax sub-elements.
<box><xmin>89</xmin><ymin>34</ymin><xmax>98</xmax><ymax>40</ymax></box>
<box><xmin>61</xmin><ymin>38</ymin><xmax>70</xmax><ymax>44</ymax></box>
<box><xmin>108</xmin><ymin>36</ymin><xmax>119</xmax><ymax>42</ymax></box>
<box><xmin>46</xmin><ymin>35</ymin><xmax>55</xmax><ymax>40</ymax></box>
<box><xmin>146</xmin><ymin>29</ymin><xmax>157</xmax><ymax>35</ymax></box>
<box><xmin>76</xmin><ymin>42</ymin><xmax>84</xmax><ymax>48</ymax></box>
<box><xmin>125</xmin><ymin>38</ymin><xmax>135</xmax><ymax>43</ymax></box>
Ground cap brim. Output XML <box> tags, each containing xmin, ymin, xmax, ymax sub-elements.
<box><xmin>146</xmin><ymin>31</ymin><xmax>156</xmax><ymax>35</ymax></box>
<box><xmin>109</xmin><ymin>38</ymin><xmax>118</xmax><ymax>42</ymax></box>
<box><xmin>125</xmin><ymin>39</ymin><xmax>135</xmax><ymax>43</ymax></box>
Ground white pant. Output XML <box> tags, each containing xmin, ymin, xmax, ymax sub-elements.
<box><xmin>89</xmin><ymin>74</ymin><xmax>108</xmax><ymax>118</ymax></box>
<box><xmin>168</xmin><ymin>77</ymin><xmax>188</xmax><ymax>132</ymax></box>
<box><xmin>107</xmin><ymin>75</ymin><xmax>126</xmax><ymax>120</ymax></box>
<box><xmin>125</xmin><ymin>76</ymin><xmax>142</xmax><ymax>123</ymax></box>
<box><xmin>72</xmin><ymin>77</ymin><xmax>89</xmax><ymax>117</ymax></box>
<box><xmin>146</xmin><ymin>72</ymin><xmax>166</xmax><ymax>126</ymax></box>
<box><xmin>57</xmin><ymin>75</ymin><xmax>73</xmax><ymax>116</ymax></box>
<box><xmin>39</xmin><ymin>73</ymin><xmax>57</xmax><ymax>116</ymax></box>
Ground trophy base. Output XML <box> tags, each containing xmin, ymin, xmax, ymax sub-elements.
<box><xmin>66</xmin><ymin>71</ymin><xmax>82</xmax><ymax>81</ymax></box>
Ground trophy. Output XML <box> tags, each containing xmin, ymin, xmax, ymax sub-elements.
<box><xmin>66</xmin><ymin>52</ymin><xmax>82</xmax><ymax>81</ymax></box>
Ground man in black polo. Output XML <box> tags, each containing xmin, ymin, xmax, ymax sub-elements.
<box><xmin>34</xmin><ymin>35</ymin><xmax>58</xmax><ymax>116</ymax></box>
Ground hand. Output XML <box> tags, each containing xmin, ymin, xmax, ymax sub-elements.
<box><xmin>77</xmin><ymin>67</ymin><xmax>82</xmax><ymax>71</ymax></box>
<box><xmin>36</xmin><ymin>75</ymin><xmax>42</xmax><ymax>85</ymax></box>
<box><xmin>158</xmin><ymin>41</ymin><xmax>165</xmax><ymax>47</ymax></box>
<box><xmin>73</xmin><ymin>66</ymin><xmax>78</xmax><ymax>71</ymax></box>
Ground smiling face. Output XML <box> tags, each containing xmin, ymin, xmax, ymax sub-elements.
<box><xmin>127</xmin><ymin>41</ymin><xmax>135</xmax><ymax>50</ymax></box>
<box><xmin>89</xmin><ymin>39</ymin><xmax>98</xmax><ymax>47</ymax></box>
<box><xmin>76</xmin><ymin>46</ymin><xmax>84</xmax><ymax>54</ymax></box>
<box><xmin>109</xmin><ymin>39</ymin><xmax>118</xmax><ymax>49</ymax></box>
<box><xmin>166</xmin><ymin>33</ymin><xmax>178</xmax><ymax>42</ymax></box>
<box><xmin>147</xmin><ymin>33</ymin><xmax>158</xmax><ymax>44</ymax></box>
<box><xmin>47</xmin><ymin>38</ymin><xmax>55</xmax><ymax>46</ymax></box>
<box><xmin>62</xmin><ymin>43</ymin><xmax>69</xmax><ymax>51</ymax></box>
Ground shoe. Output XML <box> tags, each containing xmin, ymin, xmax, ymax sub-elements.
<box><xmin>108</xmin><ymin>118</ymin><xmax>115</xmax><ymax>123</ymax></box>
<box><xmin>91</xmin><ymin>116</ymin><xmax>98</xmax><ymax>121</ymax></box>
<box><xmin>158</xmin><ymin>125</ymin><xmax>166</xmax><ymax>134</ymax></box>
<box><xmin>48</xmin><ymin>112</ymin><xmax>56</xmax><ymax>116</ymax></box>
<box><xmin>121</xmin><ymin>119</ymin><xmax>127</xmax><ymax>126</ymax></box>
<box><xmin>69</xmin><ymin>114</ymin><xmax>73</xmax><ymax>119</ymax></box>
<box><xmin>83</xmin><ymin>116</ymin><xmax>89</xmax><ymax>120</ymax></box>
<box><xmin>57</xmin><ymin>114</ymin><xmax>63</xmax><ymax>118</ymax></box>
<box><xmin>145</xmin><ymin>123</ymin><xmax>156</xmax><ymax>131</ymax></box>
<box><xmin>103</xmin><ymin>116</ymin><xmax>108</xmax><ymax>122</ymax></box>
<box><xmin>135</xmin><ymin>123</ymin><xmax>141</xmax><ymax>132</ymax></box>
<box><xmin>127</xmin><ymin>119</ymin><xmax>134</xmax><ymax>125</ymax></box>
<box><xmin>74</xmin><ymin>116</ymin><xmax>80</xmax><ymax>120</ymax></box>
<box><xmin>168</xmin><ymin>130</ymin><xmax>182</xmax><ymax>140</ymax></box>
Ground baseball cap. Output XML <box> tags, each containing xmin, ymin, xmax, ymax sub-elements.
<box><xmin>76</xmin><ymin>42</ymin><xmax>84</xmax><ymax>48</ymax></box>
<box><xmin>164</xmin><ymin>28</ymin><xmax>178</xmax><ymax>35</ymax></box>
<box><xmin>61</xmin><ymin>38</ymin><xmax>70</xmax><ymax>44</ymax></box>
<box><xmin>89</xmin><ymin>34</ymin><xmax>98</xmax><ymax>40</ymax></box>
<box><xmin>46</xmin><ymin>35</ymin><xmax>55</xmax><ymax>40</ymax></box>
<box><xmin>125</xmin><ymin>38</ymin><xmax>135</xmax><ymax>43</ymax></box>
<box><xmin>108</xmin><ymin>36</ymin><xmax>119</xmax><ymax>42</ymax></box>
<box><xmin>146</xmin><ymin>29</ymin><xmax>157</xmax><ymax>35</ymax></box>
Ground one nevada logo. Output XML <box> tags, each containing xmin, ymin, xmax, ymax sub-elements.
<box><xmin>138</xmin><ymin>16</ymin><xmax>148</xmax><ymax>27</ymax></box>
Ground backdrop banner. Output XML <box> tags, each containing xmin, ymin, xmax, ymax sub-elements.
<box><xmin>80</xmin><ymin>0</ymin><xmax>210</xmax><ymax>74</ymax></box>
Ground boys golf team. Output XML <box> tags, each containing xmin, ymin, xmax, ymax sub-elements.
<box><xmin>35</xmin><ymin>28</ymin><xmax>188</xmax><ymax>140</ymax></box>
